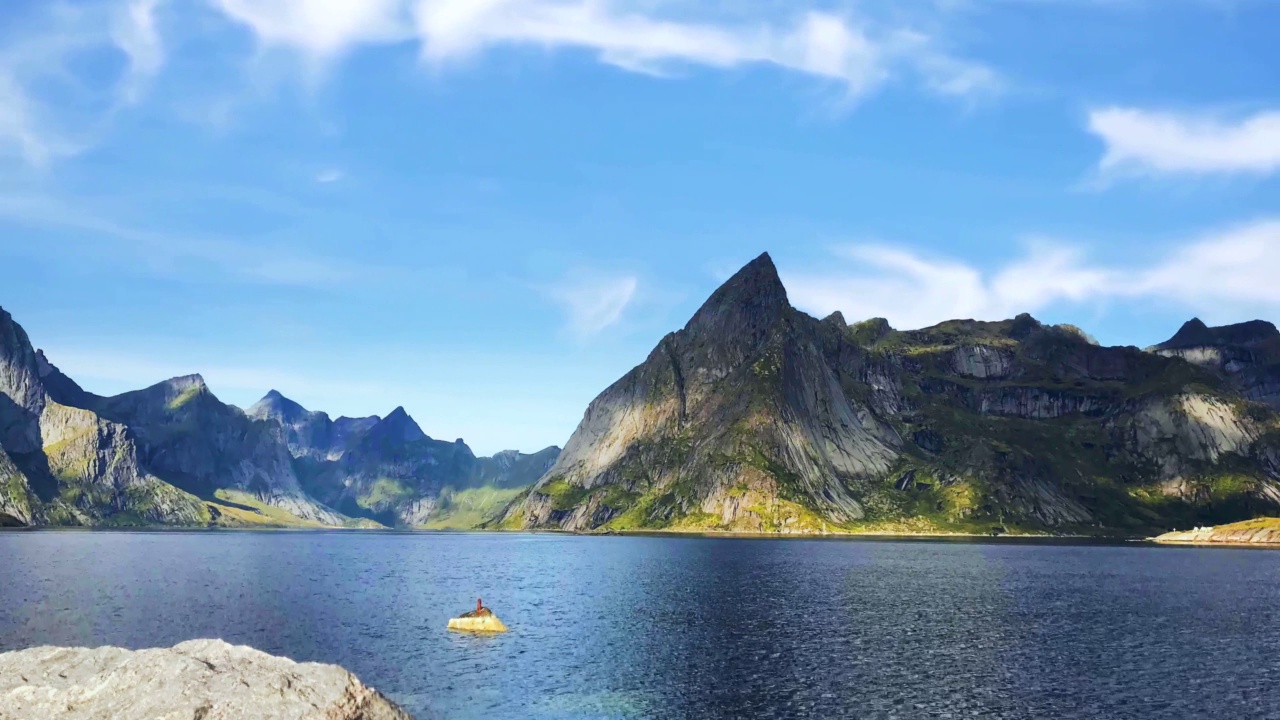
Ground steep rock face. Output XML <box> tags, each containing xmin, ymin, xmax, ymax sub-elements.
<box><xmin>0</xmin><ymin>308</ymin><xmax>210</xmax><ymax>527</ymax></box>
<box><xmin>91</xmin><ymin>377</ymin><xmax>341</xmax><ymax>525</ymax></box>
<box><xmin>504</xmin><ymin>256</ymin><xmax>1280</xmax><ymax>535</ymax></box>
<box><xmin>505</xmin><ymin>253</ymin><xmax>901</xmax><ymax>533</ymax></box>
<box><xmin>0</xmin><ymin>444</ymin><xmax>37</xmax><ymax>526</ymax></box>
<box><xmin>37</xmin><ymin>401</ymin><xmax>209</xmax><ymax>526</ymax></box>
<box><xmin>1152</xmin><ymin>318</ymin><xmax>1280</xmax><ymax>409</ymax></box>
<box><xmin>473</xmin><ymin>447</ymin><xmax>562</xmax><ymax>489</ymax></box>
<box><xmin>0</xmin><ymin>308</ymin><xmax>45</xmax><ymax>454</ymax></box>
<box><xmin>0</xmin><ymin>640</ymin><xmax>411</xmax><ymax>720</ymax></box>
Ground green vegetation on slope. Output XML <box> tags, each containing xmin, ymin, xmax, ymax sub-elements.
<box><xmin>207</xmin><ymin>489</ymin><xmax>327</xmax><ymax>528</ymax></box>
<box><xmin>422</xmin><ymin>485</ymin><xmax>527</xmax><ymax>529</ymax></box>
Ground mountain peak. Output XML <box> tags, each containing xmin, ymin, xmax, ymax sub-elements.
<box><xmin>370</xmin><ymin>407</ymin><xmax>426</xmax><ymax>443</ymax></box>
<box><xmin>166</xmin><ymin>374</ymin><xmax>207</xmax><ymax>391</ymax></box>
<box><xmin>684</xmin><ymin>252</ymin><xmax>789</xmax><ymax>336</ymax></box>
<box><xmin>1157</xmin><ymin>318</ymin><xmax>1277</xmax><ymax>350</ymax></box>
<box><xmin>247</xmin><ymin>390</ymin><xmax>311</xmax><ymax>422</ymax></box>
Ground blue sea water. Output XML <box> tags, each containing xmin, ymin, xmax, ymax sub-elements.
<box><xmin>1</xmin><ymin>531</ymin><xmax>1278</xmax><ymax>719</ymax></box>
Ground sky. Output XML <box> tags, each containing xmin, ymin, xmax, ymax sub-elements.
<box><xmin>0</xmin><ymin>0</ymin><xmax>1277</xmax><ymax>455</ymax></box>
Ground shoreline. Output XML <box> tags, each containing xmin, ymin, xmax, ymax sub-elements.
<box><xmin>0</xmin><ymin>524</ymin><xmax>1149</xmax><ymax>543</ymax></box>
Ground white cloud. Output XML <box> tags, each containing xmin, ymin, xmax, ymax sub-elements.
<box><xmin>0</xmin><ymin>1</ymin><xmax>170</xmax><ymax>167</ymax></box>
<box><xmin>212</xmin><ymin>0</ymin><xmax>411</xmax><ymax>58</ymax></box>
<box><xmin>1089</xmin><ymin>106</ymin><xmax>1280</xmax><ymax>177</ymax></box>
<box><xmin>209</xmin><ymin>0</ymin><xmax>998</xmax><ymax>101</ymax></box>
<box><xmin>545</xmin><ymin>271</ymin><xmax>638</xmax><ymax>337</ymax></box>
<box><xmin>783</xmin><ymin>219</ymin><xmax>1280</xmax><ymax>329</ymax></box>
<box><xmin>315</xmin><ymin>168</ymin><xmax>344</xmax><ymax>183</ymax></box>
<box><xmin>111</xmin><ymin>0</ymin><xmax>168</xmax><ymax>104</ymax></box>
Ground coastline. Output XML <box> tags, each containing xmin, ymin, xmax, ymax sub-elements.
<box><xmin>1151</xmin><ymin>518</ymin><xmax>1280</xmax><ymax>547</ymax></box>
<box><xmin>0</xmin><ymin>524</ymin><xmax>1145</xmax><ymax>543</ymax></box>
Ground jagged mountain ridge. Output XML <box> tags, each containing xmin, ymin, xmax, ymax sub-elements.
<box><xmin>248</xmin><ymin>392</ymin><xmax>561</xmax><ymax>527</ymax></box>
<box><xmin>502</xmin><ymin>253</ymin><xmax>1280</xmax><ymax>535</ymax></box>
<box><xmin>0</xmin><ymin>306</ymin><xmax>557</xmax><ymax>528</ymax></box>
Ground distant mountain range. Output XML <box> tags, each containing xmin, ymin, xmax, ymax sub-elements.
<box><xmin>0</xmin><ymin>307</ymin><xmax>558</xmax><ymax>528</ymax></box>
<box><xmin>8</xmin><ymin>253</ymin><xmax>1280</xmax><ymax>535</ymax></box>
<box><xmin>501</xmin><ymin>253</ymin><xmax>1280</xmax><ymax>535</ymax></box>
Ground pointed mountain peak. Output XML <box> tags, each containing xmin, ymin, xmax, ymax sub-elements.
<box><xmin>247</xmin><ymin>389</ymin><xmax>311</xmax><ymax>422</ymax></box>
<box><xmin>724</xmin><ymin>252</ymin><xmax>784</xmax><ymax>297</ymax></box>
<box><xmin>371</xmin><ymin>406</ymin><xmax>426</xmax><ymax>443</ymax></box>
<box><xmin>685</xmin><ymin>252</ymin><xmax>790</xmax><ymax>336</ymax></box>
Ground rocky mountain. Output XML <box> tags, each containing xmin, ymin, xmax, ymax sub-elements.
<box><xmin>0</xmin><ymin>308</ymin><xmax>208</xmax><ymax>527</ymax></box>
<box><xmin>245</xmin><ymin>390</ymin><xmax>378</xmax><ymax>461</ymax></box>
<box><xmin>502</xmin><ymin>253</ymin><xmax>1280</xmax><ymax>535</ymax></box>
<box><xmin>1151</xmin><ymin>318</ymin><xmax>1280</xmax><ymax>409</ymax></box>
<box><xmin>0</xmin><ymin>306</ymin><xmax>556</xmax><ymax>528</ymax></box>
<box><xmin>249</xmin><ymin>392</ymin><xmax>561</xmax><ymax>527</ymax></box>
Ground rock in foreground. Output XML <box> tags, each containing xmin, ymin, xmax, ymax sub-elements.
<box><xmin>1154</xmin><ymin>517</ymin><xmax>1280</xmax><ymax>546</ymax></box>
<box><xmin>0</xmin><ymin>639</ymin><xmax>411</xmax><ymax>720</ymax></box>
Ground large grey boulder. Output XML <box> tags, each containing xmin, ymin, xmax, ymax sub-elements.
<box><xmin>0</xmin><ymin>639</ymin><xmax>411</xmax><ymax>720</ymax></box>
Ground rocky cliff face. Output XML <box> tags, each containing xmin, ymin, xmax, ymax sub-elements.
<box><xmin>0</xmin><ymin>309</ymin><xmax>209</xmax><ymax>527</ymax></box>
<box><xmin>1151</xmin><ymin>318</ymin><xmax>1280</xmax><ymax>409</ymax></box>
<box><xmin>503</xmin><ymin>253</ymin><xmax>1280</xmax><ymax>535</ymax></box>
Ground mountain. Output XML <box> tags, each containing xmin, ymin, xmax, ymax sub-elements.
<box><xmin>501</xmin><ymin>253</ymin><xmax>1280</xmax><ymax>535</ymax></box>
<box><xmin>0</xmin><ymin>308</ymin><xmax>208</xmax><ymax>527</ymax></box>
<box><xmin>0</xmin><ymin>304</ymin><xmax>560</xmax><ymax>529</ymax></box>
<box><xmin>244</xmin><ymin>390</ymin><xmax>376</xmax><ymax>460</ymax></box>
<box><xmin>1151</xmin><ymin>318</ymin><xmax>1280</xmax><ymax>409</ymax></box>
<box><xmin>89</xmin><ymin>376</ymin><xmax>340</xmax><ymax>524</ymax></box>
<box><xmin>248</xmin><ymin>391</ymin><xmax>560</xmax><ymax>527</ymax></box>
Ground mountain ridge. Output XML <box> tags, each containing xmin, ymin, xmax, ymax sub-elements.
<box><xmin>501</xmin><ymin>254</ymin><xmax>1280</xmax><ymax>536</ymax></box>
<box><xmin>0</xmin><ymin>306</ymin><xmax>559</xmax><ymax>529</ymax></box>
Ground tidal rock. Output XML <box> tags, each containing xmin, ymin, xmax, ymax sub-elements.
<box><xmin>448</xmin><ymin>608</ymin><xmax>509</xmax><ymax>634</ymax></box>
<box><xmin>0</xmin><ymin>639</ymin><xmax>411</xmax><ymax>720</ymax></box>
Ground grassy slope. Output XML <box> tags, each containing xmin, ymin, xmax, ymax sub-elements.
<box><xmin>422</xmin><ymin>485</ymin><xmax>526</xmax><ymax>530</ymax></box>
<box><xmin>207</xmin><ymin>489</ymin><xmax>329</xmax><ymax>528</ymax></box>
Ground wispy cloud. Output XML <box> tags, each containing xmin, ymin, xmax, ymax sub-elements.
<box><xmin>783</xmin><ymin>219</ymin><xmax>1280</xmax><ymax>329</ymax></box>
<box><xmin>315</xmin><ymin>168</ymin><xmax>345</xmax><ymax>183</ymax></box>
<box><xmin>111</xmin><ymin>0</ymin><xmax>168</xmax><ymax>104</ymax></box>
<box><xmin>40</xmin><ymin>345</ymin><xmax>393</xmax><ymax>408</ymax></box>
<box><xmin>210</xmin><ymin>0</ymin><xmax>1000</xmax><ymax>102</ymax></box>
<box><xmin>0</xmin><ymin>191</ymin><xmax>379</xmax><ymax>288</ymax></box>
<box><xmin>544</xmin><ymin>270</ymin><xmax>638</xmax><ymax>338</ymax></box>
<box><xmin>1088</xmin><ymin>106</ymin><xmax>1280</xmax><ymax>178</ymax></box>
<box><xmin>0</xmin><ymin>0</ymin><xmax>169</xmax><ymax>167</ymax></box>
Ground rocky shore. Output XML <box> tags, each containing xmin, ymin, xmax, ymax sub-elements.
<box><xmin>0</xmin><ymin>639</ymin><xmax>411</xmax><ymax>719</ymax></box>
<box><xmin>1154</xmin><ymin>518</ymin><xmax>1280</xmax><ymax>546</ymax></box>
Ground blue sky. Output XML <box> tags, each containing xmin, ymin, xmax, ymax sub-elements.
<box><xmin>0</xmin><ymin>0</ymin><xmax>1277</xmax><ymax>455</ymax></box>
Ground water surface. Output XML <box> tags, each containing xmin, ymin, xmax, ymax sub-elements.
<box><xmin>1</xmin><ymin>532</ymin><xmax>1277</xmax><ymax>719</ymax></box>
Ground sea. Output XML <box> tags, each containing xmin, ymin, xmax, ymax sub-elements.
<box><xmin>2</xmin><ymin>531</ymin><xmax>1279</xmax><ymax>719</ymax></box>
